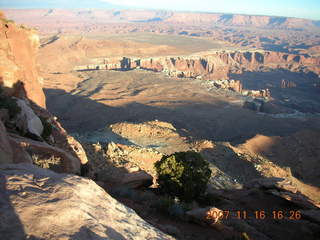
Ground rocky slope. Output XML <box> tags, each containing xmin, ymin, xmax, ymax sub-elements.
<box><xmin>0</xmin><ymin>13</ymin><xmax>88</xmax><ymax>173</ymax></box>
<box><xmin>0</xmin><ymin>163</ymin><xmax>174</xmax><ymax>240</ymax></box>
<box><xmin>77</xmin><ymin>120</ymin><xmax>320</xmax><ymax>239</ymax></box>
<box><xmin>0</xmin><ymin>13</ymin><xmax>177</xmax><ymax>240</ymax></box>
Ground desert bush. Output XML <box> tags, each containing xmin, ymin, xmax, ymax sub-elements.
<box><xmin>155</xmin><ymin>151</ymin><xmax>211</xmax><ymax>202</ymax></box>
<box><xmin>0</xmin><ymin>88</ymin><xmax>21</xmax><ymax>119</ymax></box>
<box><xmin>32</xmin><ymin>154</ymin><xmax>61</xmax><ymax>169</ymax></box>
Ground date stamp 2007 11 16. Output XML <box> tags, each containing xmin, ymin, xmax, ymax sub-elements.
<box><xmin>206</xmin><ymin>209</ymin><xmax>302</xmax><ymax>221</ymax></box>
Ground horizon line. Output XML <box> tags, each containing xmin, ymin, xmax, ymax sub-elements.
<box><xmin>2</xmin><ymin>7</ymin><xmax>320</xmax><ymax>21</ymax></box>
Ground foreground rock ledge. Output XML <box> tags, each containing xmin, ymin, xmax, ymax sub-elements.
<box><xmin>0</xmin><ymin>163</ymin><xmax>174</xmax><ymax>240</ymax></box>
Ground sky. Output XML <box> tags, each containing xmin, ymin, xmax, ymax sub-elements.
<box><xmin>1</xmin><ymin>0</ymin><xmax>319</xmax><ymax>20</ymax></box>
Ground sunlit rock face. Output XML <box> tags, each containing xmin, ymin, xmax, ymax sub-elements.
<box><xmin>0</xmin><ymin>163</ymin><xmax>175</xmax><ymax>240</ymax></box>
<box><xmin>74</xmin><ymin>51</ymin><xmax>320</xmax><ymax>80</ymax></box>
<box><xmin>0</xmin><ymin>14</ymin><xmax>45</xmax><ymax>108</ymax></box>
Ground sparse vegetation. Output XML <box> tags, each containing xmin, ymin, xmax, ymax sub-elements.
<box><xmin>0</xmin><ymin>87</ymin><xmax>21</xmax><ymax>119</ymax></box>
<box><xmin>32</xmin><ymin>154</ymin><xmax>61</xmax><ymax>169</ymax></box>
<box><xmin>155</xmin><ymin>151</ymin><xmax>211</xmax><ymax>202</ymax></box>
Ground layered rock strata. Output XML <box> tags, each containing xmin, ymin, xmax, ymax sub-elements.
<box><xmin>74</xmin><ymin>51</ymin><xmax>320</xmax><ymax>81</ymax></box>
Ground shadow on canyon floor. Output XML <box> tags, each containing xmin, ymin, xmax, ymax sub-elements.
<box><xmin>45</xmin><ymin>88</ymin><xmax>320</xmax><ymax>186</ymax></box>
<box><xmin>230</xmin><ymin>69</ymin><xmax>320</xmax><ymax>91</ymax></box>
<box><xmin>45</xmin><ymin>88</ymin><xmax>320</xmax><ymax>142</ymax></box>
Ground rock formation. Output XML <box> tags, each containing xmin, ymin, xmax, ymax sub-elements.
<box><xmin>4</xmin><ymin>9</ymin><xmax>320</xmax><ymax>30</ymax></box>
<box><xmin>0</xmin><ymin>163</ymin><xmax>174</xmax><ymax>240</ymax></box>
<box><xmin>74</xmin><ymin>50</ymin><xmax>320</xmax><ymax>80</ymax></box>
<box><xmin>0</xmin><ymin>14</ymin><xmax>45</xmax><ymax>108</ymax></box>
<box><xmin>0</xmin><ymin>13</ymin><xmax>88</xmax><ymax>173</ymax></box>
<box><xmin>281</xmin><ymin>79</ymin><xmax>297</xmax><ymax>88</ymax></box>
<box><xmin>213</xmin><ymin>79</ymin><xmax>243</xmax><ymax>92</ymax></box>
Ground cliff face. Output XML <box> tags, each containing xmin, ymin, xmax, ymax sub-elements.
<box><xmin>4</xmin><ymin>9</ymin><xmax>320</xmax><ymax>30</ymax></box>
<box><xmin>75</xmin><ymin>50</ymin><xmax>320</xmax><ymax>81</ymax></box>
<box><xmin>0</xmin><ymin>14</ymin><xmax>87</xmax><ymax>173</ymax></box>
<box><xmin>165</xmin><ymin>13</ymin><xmax>319</xmax><ymax>29</ymax></box>
<box><xmin>0</xmin><ymin>15</ymin><xmax>45</xmax><ymax>108</ymax></box>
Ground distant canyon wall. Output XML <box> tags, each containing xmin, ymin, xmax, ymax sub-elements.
<box><xmin>74</xmin><ymin>50</ymin><xmax>320</xmax><ymax>82</ymax></box>
<box><xmin>4</xmin><ymin>9</ymin><xmax>320</xmax><ymax>30</ymax></box>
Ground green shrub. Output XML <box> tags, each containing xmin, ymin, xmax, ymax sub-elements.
<box><xmin>155</xmin><ymin>151</ymin><xmax>211</xmax><ymax>202</ymax></box>
<box><xmin>40</xmin><ymin>117</ymin><xmax>52</xmax><ymax>140</ymax></box>
<box><xmin>0</xmin><ymin>89</ymin><xmax>21</xmax><ymax>119</ymax></box>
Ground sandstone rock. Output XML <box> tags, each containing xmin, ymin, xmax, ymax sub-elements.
<box><xmin>0</xmin><ymin>18</ymin><xmax>45</xmax><ymax>107</ymax></box>
<box><xmin>268</xmin><ymin>189</ymin><xmax>318</xmax><ymax>209</ymax></box>
<box><xmin>15</xmin><ymin>99</ymin><xmax>43</xmax><ymax>138</ymax></box>
<box><xmin>30</xmin><ymin>101</ymin><xmax>89</xmax><ymax>166</ymax></box>
<box><xmin>0</xmin><ymin>163</ymin><xmax>175</xmax><ymax>240</ymax></box>
<box><xmin>110</xmin><ymin>121</ymin><xmax>191</xmax><ymax>155</ymax></box>
<box><xmin>186</xmin><ymin>206</ymin><xmax>223</xmax><ymax>225</ymax></box>
<box><xmin>75</xmin><ymin>50</ymin><xmax>320</xmax><ymax>80</ymax></box>
<box><xmin>8</xmin><ymin>137</ymin><xmax>32</xmax><ymax>164</ymax></box>
<box><xmin>106</xmin><ymin>142</ymin><xmax>163</xmax><ymax>175</ymax></box>
<box><xmin>9</xmin><ymin>134</ymin><xmax>80</xmax><ymax>174</ymax></box>
<box><xmin>121</xmin><ymin>170</ymin><xmax>153</xmax><ymax>189</ymax></box>
<box><xmin>0</xmin><ymin>120</ymin><xmax>13</xmax><ymax>164</ymax></box>
<box><xmin>246</xmin><ymin>177</ymin><xmax>298</xmax><ymax>193</ymax></box>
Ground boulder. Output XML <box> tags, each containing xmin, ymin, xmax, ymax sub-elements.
<box><xmin>15</xmin><ymin>99</ymin><xmax>43</xmax><ymax>138</ymax></box>
<box><xmin>246</xmin><ymin>177</ymin><xmax>298</xmax><ymax>193</ymax></box>
<box><xmin>186</xmin><ymin>206</ymin><xmax>223</xmax><ymax>225</ymax></box>
<box><xmin>8</xmin><ymin>137</ymin><xmax>32</xmax><ymax>164</ymax></box>
<box><xmin>9</xmin><ymin>134</ymin><xmax>80</xmax><ymax>174</ymax></box>
<box><xmin>0</xmin><ymin>121</ymin><xmax>13</xmax><ymax>164</ymax></box>
<box><xmin>30</xmin><ymin>101</ymin><xmax>88</xmax><ymax>166</ymax></box>
<box><xmin>121</xmin><ymin>170</ymin><xmax>153</xmax><ymax>189</ymax></box>
<box><xmin>0</xmin><ymin>163</ymin><xmax>174</xmax><ymax>240</ymax></box>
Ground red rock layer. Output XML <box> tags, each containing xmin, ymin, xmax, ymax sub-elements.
<box><xmin>0</xmin><ymin>14</ymin><xmax>46</xmax><ymax>108</ymax></box>
<box><xmin>76</xmin><ymin>51</ymin><xmax>320</xmax><ymax>80</ymax></box>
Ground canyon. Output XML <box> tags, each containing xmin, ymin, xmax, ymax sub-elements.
<box><xmin>0</xmin><ymin>8</ymin><xmax>320</xmax><ymax>240</ymax></box>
